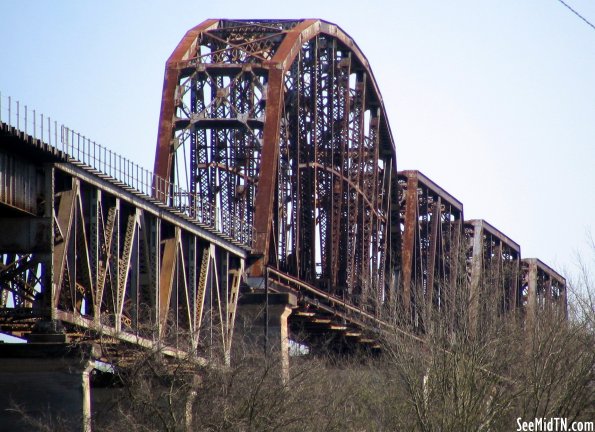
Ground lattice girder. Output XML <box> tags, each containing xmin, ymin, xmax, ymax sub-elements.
<box><xmin>155</xmin><ymin>19</ymin><xmax>399</xmax><ymax>315</ymax></box>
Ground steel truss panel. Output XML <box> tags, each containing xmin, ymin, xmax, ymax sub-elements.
<box><xmin>465</xmin><ymin>219</ymin><xmax>521</xmax><ymax>336</ymax></box>
<box><xmin>56</xmin><ymin>163</ymin><xmax>248</xmax><ymax>257</ymax></box>
<box><xmin>0</xmin><ymin>156</ymin><xmax>246</xmax><ymax>362</ymax></box>
<box><xmin>398</xmin><ymin>170</ymin><xmax>464</xmax><ymax>330</ymax></box>
<box><xmin>155</xmin><ymin>19</ymin><xmax>400</xmax><ymax>326</ymax></box>
<box><xmin>521</xmin><ymin>258</ymin><xmax>567</xmax><ymax>321</ymax></box>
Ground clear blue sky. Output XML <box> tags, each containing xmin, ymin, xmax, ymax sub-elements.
<box><xmin>1</xmin><ymin>0</ymin><xmax>594</xmax><ymax>283</ymax></box>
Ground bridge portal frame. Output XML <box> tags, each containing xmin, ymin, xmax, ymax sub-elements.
<box><xmin>153</xmin><ymin>20</ymin><xmax>400</xmax><ymax>319</ymax></box>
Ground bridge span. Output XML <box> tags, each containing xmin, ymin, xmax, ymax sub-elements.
<box><xmin>152</xmin><ymin>18</ymin><xmax>566</xmax><ymax>346</ymax></box>
<box><xmin>0</xmin><ymin>18</ymin><xmax>567</xmax><ymax>430</ymax></box>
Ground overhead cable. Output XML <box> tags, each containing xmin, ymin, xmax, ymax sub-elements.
<box><xmin>557</xmin><ymin>0</ymin><xmax>595</xmax><ymax>31</ymax></box>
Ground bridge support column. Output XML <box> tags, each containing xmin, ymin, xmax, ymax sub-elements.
<box><xmin>0</xmin><ymin>343</ymin><xmax>96</xmax><ymax>432</ymax></box>
<box><xmin>525</xmin><ymin>260</ymin><xmax>538</xmax><ymax>332</ymax></box>
<box><xmin>234</xmin><ymin>291</ymin><xmax>297</xmax><ymax>380</ymax></box>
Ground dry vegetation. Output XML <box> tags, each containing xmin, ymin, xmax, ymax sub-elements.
<box><xmin>88</xmin><ymin>276</ymin><xmax>593</xmax><ymax>431</ymax></box>
<box><xmin>17</xmin><ymin>248</ymin><xmax>595</xmax><ymax>432</ymax></box>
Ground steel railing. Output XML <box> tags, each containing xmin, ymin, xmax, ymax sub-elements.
<box><xmin>0</xmin><ymin>92</ymin><xmax>255</xmax><ymax>248</ymax></box>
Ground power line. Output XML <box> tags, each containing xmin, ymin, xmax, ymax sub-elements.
<box><xmin>556</xmin><ymin>0</ymin><xmax>595</xmax><ymax>31</ymax></box>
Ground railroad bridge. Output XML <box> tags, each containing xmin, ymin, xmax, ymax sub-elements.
<box><xmin>0</xmin><ymin>19</ymin><xmax>566</xmax><ymax>430</ymax></box>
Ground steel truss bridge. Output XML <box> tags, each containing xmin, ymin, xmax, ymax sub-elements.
<box><xmin>0</xmin><ymin>19</ymin><xmax>566</xmax><ymax>361</ymax></box>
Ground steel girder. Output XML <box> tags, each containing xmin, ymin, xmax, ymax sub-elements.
<box><xmin>396</xmin><ymin>172</ymin><xmax>568</xmax><ymax>334</ymax></box>
<box><xmin>155</xmin><ymin>19</ymin><xmax>399</xmax><ymax>320</ymax></box>
<box><xmin>398</xmin><ymin>170</ymin><xmax>464</xmax><ymax>330</ymax></box>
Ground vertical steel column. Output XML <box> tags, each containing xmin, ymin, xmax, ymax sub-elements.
<box><xmin>468</xmin><ymin>221</ymin><xmax>483</xmax><ymax>338</ymax></box>
<box><xmin>526</xmin><ymin>259</ymin><xmax>538</xmax><ymax>330</ymax></box>
<box><xmin>426</xmin><ymin>196</ymin><xmax>441</xmax><ymax>321</ymax></box>
<box><xmin>401</xmin><ymin>175</ymin><xmax>418</xmax><ymax>321</ymax></box>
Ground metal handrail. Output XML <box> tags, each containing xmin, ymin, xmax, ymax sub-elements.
<box><xmin>0</xmin><ymin>92</ymin><xmax>255</xmax><ymax>248</ymax></box>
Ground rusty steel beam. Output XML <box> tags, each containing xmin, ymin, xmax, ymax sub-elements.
<box><xmin>154</xmin><ymin>19</ymin><xmax>220</xmax><ymax>189</ymax></box>
<box><xmin>398</xmin><ymin>170</ymin><xmax>464</xmax><ymax>330</ymax></box>
<box><xmin>400</xmin><ymin>175</ymin><xmax>417</xmax><ymax>320</ymax></box>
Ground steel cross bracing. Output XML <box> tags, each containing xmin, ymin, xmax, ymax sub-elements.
<box><xmin>0</xmin><ymin>123</ymin><xmax>247</xmax><ymax>361</ymax></box>
<box><xmin>154</xmin><ymin>18</ymin><xmax>567</xmax><ymax>347</ymax></box>
<box><xmin>397</xmin><ymin>172</ymin><xmax>567</xmax><ymax>335</ymax></box>
<box><xmin>155</xmin><ymin>19</ymin><xmax>400</xmax><ymax>341</ymax></box>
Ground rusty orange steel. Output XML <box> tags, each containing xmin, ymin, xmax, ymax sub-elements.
<box><xmin>154</xmin><ymin>19</ymin><xmax>400</xmax><ymax>315</ymax></box>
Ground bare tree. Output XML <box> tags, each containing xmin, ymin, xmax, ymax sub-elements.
<box><xmin>16</xmin><ymin>244</ymin><xmax>593</xmax><ymax>432</ymax></box>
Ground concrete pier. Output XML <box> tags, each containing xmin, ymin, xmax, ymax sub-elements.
<box><xmin>0</xmin><ymin>343</ymin><xmax>97</xmax><ymax>432</ymax></box>
<box><xmin>234</xmin><ymin>291</ymin><xmax>297</xmax><ymax>379</ymax></box>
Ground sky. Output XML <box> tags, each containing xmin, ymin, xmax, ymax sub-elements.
<box><xmin>1</xmin><ymin>0</ymin><xmax>594</xmax><ymax>285</ymax></box>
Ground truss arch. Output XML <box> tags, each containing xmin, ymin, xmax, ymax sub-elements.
<box><xmin>155</xmin><ymin>19</ymin><xmax>399</xmax><ymax>312</ymax></box>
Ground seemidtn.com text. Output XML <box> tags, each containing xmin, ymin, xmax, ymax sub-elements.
<box><xmin>517</xmin><ymin>418</ymin><xmax>594</xmax><ymax>432</ymax></box>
